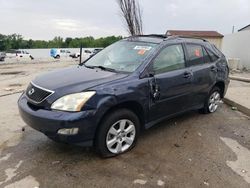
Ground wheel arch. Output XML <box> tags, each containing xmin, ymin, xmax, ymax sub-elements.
<box><xmin>95</xmin><ymin>100</ymin><xmax>146</xmax><ymax>138</ymax></box>
<box><xmin>213</xmin><ymin>81</ymin><xmax>225</xmax><ymax>98</ymax></box>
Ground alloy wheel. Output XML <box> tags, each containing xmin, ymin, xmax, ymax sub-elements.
<box><xmin>106</xmin><ymin>119</ymin><xmax>136</xmax><ymax>154</ymax></box>
<box><xmin>208</xmin><ymin>91</ymin><xmax>221</xmax><ymax>113</ymax></box>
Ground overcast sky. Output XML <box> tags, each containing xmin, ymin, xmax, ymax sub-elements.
<box><xmin>0</xmin><ymin>0</ymin><xmax>249</xmax><ymax>40</ymax></box>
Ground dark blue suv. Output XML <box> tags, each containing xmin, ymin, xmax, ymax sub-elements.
<box><xmin>18</xmin><ymin>35</ymin><xmax>229</xmax><ymax>157</ymax></box>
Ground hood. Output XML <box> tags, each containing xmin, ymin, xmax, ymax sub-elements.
<box><xmin>32</xmin><ymin>66</ymin><xmax>128</xmax><ymax>93</ymax></box>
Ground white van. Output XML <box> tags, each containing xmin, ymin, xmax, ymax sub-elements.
<box><xmin>50</xmin><ymin>49</ymin><xmax>71</xmax><ymax>59</ymax></box>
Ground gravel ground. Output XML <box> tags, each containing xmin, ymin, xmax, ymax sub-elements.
<box><xmin>0</xmin><ymin>61</ymin><xmax>250</xmax><ymax>188</ymax></box>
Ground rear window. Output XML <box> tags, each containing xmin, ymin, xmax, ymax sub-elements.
<box><xmin>186</xmin><ymin>44</ymin><xmax>204</xmax><ymax>66</ymax></box>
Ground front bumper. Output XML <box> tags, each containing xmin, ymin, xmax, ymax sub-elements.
<box><xmin>18</xmin><ymin>94</ymin><xmax>98</xmax><ymax>146</ymax></box>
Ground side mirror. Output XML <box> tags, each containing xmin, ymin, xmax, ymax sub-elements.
<box><xmin>148</xmin><ymin>70</ymin><xmax>155</xmax><ymax>77</ymax></box>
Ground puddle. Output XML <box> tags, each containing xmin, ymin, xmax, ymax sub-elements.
<box><xmin>4</xmin><ymin>175</ymin><xmax>40</xmax><ymax>188</ymax></box>
<box><xmin>220</xmin><ymin>137</ymin><xmax>250</xmax><ymax>183</ymax></box>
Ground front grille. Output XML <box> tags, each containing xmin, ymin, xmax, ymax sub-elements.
<box><xmin>26</xmin><ymin>82</ymin><xmax>53</xmax><ymax>103</ymax></box>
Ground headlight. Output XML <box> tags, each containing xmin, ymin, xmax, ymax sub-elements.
<box><xmin>51</xmin><ymin>91</ymin><xmax>96</xmax><ymax>112</ymax></box>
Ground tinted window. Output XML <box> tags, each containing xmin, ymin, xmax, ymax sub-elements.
<box><xmin>203</xmin><ymin>48</ymin><xmax>211</xmax><ymax>63</ymax></box>
<box><xmin>207</xmin><ymin>49</ymin><xmax>219</xmax><ymax>62</ymax></box>
<box><xmin>186</xmin><ymin>44</ymin><xmax>204</xmax><ymax>66</ymax></box>
<box><xmin>153</xmin><ymin>44</ymin><xmax>185</xmax><ymax>74</ymax></box>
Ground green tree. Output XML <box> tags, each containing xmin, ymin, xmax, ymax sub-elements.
<box><xmin>0</xmin><ymin>33</ymin><xmax>123</xmax><ymax>51</ymax></box>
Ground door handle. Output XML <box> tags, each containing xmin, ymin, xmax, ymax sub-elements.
<box><xmin>210</xmin><ymin>66</ymin><xmax>217</xmax><ymax>72</ymax></box>
<box><xmin>183</xmin><ymin>71</ymin><xmax>192</xmax><ymax>78</ymax></box>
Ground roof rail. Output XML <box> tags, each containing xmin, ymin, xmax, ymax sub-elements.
<box><xmin>129</xmin><ymin>34</ymin><xmax>167</xmax><ymax>39</ymax></box>
<box><xmin>165</xmin><ymin>35</ymin><xmax>208</xmax><ymax>42</ymax></box>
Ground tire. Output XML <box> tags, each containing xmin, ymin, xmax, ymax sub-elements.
<box><xmin>201</xmin><ymin>87</ymin><xmax>221</xmax><ymax>114</ymax></box>
<box><xmin>95</xmin><ymin>109</ymin><xmax>140</xmax><ymax>157</ymax></box>
<box><xmin>55</xmin><ymin>55</ymin><xmax>60</xmax><ymax>59</ymax></box>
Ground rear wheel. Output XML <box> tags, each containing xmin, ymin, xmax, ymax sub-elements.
<box><xmin>95</xmin><ymin>109</ymin><xmax>140</xmax><ymax>157</ymax></box>
<box><xmin>201</xmin><ymin>87</ymin><xmax>221</xmax><ymax>114</ymax></box>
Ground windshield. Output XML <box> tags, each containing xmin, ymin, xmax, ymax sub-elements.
<box><xmin>84</xmin><ymin>40</ymin><xmax>157</xmax><ymax>73</ymax></box>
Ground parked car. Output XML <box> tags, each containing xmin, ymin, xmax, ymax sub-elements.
<box><xmin>0</xmin><ymin>52</ymin><xmax>6</xmax><ymax>61</ymax></box>
<box><xmin>6</xmin><ymin>50</ymin><xmax>34</xmax><ymax>60</ymax></box>
<box><xmin>89</xmin><ymin>48</ymin><xmax>103</xmax><ymax>58</ymax></box>
<box><xmin>92</xmin><ymin>48</ymin><xmax>102</xmax><ymax>54</ymax></box>
<box><xmin>18</xmin><ymin>35</ymin><xmax>229</xmax><ymax>157</ymax></box>
<box><xmin>70</xmin><ymin>49</ymin><xmax>103</xmax><ymax>59</ymax></box>
<box><xmin>50</xmin><ymin>48</ymin><xmax>71</xmax><ymax>59</ymax></box>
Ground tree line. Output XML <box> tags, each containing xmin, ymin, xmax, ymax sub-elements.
<box><xmin>0</xmin><ymin>34</ymin><xmax>123</xmax><ymax>51</ymax></box>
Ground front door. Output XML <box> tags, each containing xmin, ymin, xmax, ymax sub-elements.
<box><xmin>148</xmin><ymin>44</ymin><xmax>193</xmax><ymax>121</ymax></box>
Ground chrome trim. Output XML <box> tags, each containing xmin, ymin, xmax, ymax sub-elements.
<box><xmin>25</xmin><ymin>81</ymin><xmax>55</xmax><ymax>104</ymax></box>
<box><xmin>30</xmin><ymin>81</ymin><xmax>55</xmax><ymax>93</ymax></box>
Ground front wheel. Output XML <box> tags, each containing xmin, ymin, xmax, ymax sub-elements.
<box><xmin>95</xmin><ymin>109</ymin><xmax>140</xmax><ymax>157</ymax></box>
<box><xmin>201</xmin><ymin>87</ymin><xmax>221</xmax><ymax>114</ymax></box>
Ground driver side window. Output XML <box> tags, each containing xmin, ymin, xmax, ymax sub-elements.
<box><xmin>153</xmin><ymin>44</ymin><xmax>185</xmax><ymax>74</ymax></box>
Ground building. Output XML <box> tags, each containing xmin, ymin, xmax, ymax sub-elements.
<box><xmin>166</xmin><ymin>30</ymin><xmax>224</xmax><ymax>49</ymax></box>
<box><xmin>238</xmin><ymin>24</ymin><xmax>250</xmax><ymax>32</ymax></box>
<box><xmin>222</xmin><ymin>30</ymin><xmax>250</xmax><ymax>70</ymax></box>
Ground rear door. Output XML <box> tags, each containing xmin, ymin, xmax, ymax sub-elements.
<box><xmin>148</xmin><ymin>44</ymin><xmax>193</xmax><ymax>121</ymax></box>
<box><xmin>184</xmin><ymin>43</ymin><xmax>217</xmax><ymax>107</ymax></box>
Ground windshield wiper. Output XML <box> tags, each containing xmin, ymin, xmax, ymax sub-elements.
<box><xmin>85</xmin><ymin>65</ymin><xmax>117</xmax><ymax>72</ymax></box>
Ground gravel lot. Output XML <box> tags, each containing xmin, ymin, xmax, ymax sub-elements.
<box><xmin>0</xmin><ymin>61</ymin><xmax>250</xmax><ymax>188</ymax></box>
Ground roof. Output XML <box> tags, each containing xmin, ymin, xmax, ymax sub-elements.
<box><xmin>166</xmin><ymin>30</ymin><xmax>224</xmax><ymax>38</ymax></box>
<box><xmin>238</xmin><ymin>24</ymin><xmax>250</xmax><ymax>32</ymax></box>
<box><xmin>125</xmin><ymin>35</ymin><xmax>165</xmax><ymax>44</ymax></box>
<box><xmin>125</xmin><ymin>34</ymin><xmax>210</xmax><ymax>44</ymax></box>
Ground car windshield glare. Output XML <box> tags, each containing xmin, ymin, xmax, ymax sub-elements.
<box><xmin>84</xmin><ymin>41</ymin><xmax>157</xmax><ymax>73</ymax></box>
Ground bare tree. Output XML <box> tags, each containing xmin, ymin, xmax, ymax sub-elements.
<box><xmin>116</xmin><ymin>0</ymin><xmax>143</xmax><ymax>36</ymax></box>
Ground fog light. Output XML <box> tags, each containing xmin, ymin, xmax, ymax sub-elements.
<box><xmin>57</xmin><ymin>128</ymin><xmax>79</xmax><ymax>135</ymax></box>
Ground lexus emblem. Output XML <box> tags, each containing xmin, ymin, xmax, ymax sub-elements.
<box><xmin>28</xmin><ymin>88</ymin><xmax>35</xmax><ymax>96</ymax></box>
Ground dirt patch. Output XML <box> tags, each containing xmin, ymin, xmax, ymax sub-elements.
<box><xmin>0</xmin><ymin>71</ymin><xmax>26</xmax><ymax>75</ymax></box>
<box><xmin>8</xmin><ymin>83</ymin><xmax>22</xmax><ymax>87</ymax></box>
<box><xmin>0</xmin><ymin>66</ymin><xmax>14</xmax><ymax>69</ymax></box>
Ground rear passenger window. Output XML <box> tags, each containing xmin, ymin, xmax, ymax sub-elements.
<box><xmin>153</xmin><ymin>44</ymin><xmax>185</xmax><ymax>74</ymax></box>
<box><xmin>203</xmin><ymin>48</ymin><xmax>211</xmax><ymax>63</ymax></box>
<box><xmin>186</xmin><ymin>44</ymin><xmax>204</xmax><ymax>66</ymax></box>
<box><xmin>207</xmin><ymin>49</ymin><xmax>219</xmax><ymax>62</ymax></box>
